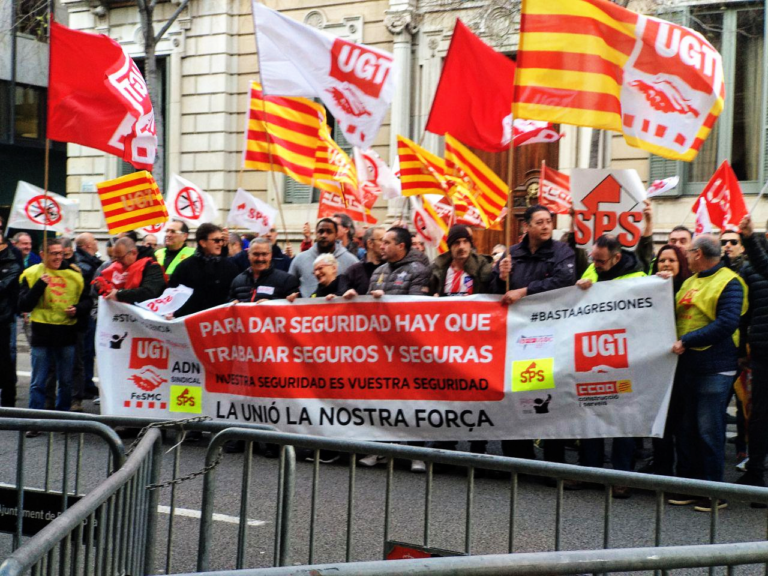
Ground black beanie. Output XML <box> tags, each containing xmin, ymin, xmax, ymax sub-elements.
<box><xmin>446</xmin><ymin>225</ymin><xmax>472</xmax><ymax>249</ymax></box>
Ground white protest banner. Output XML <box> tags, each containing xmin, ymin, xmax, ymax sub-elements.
<box><xmin>226</xmin><ymin>188</ymin><xmax>277</xmax><ymax>235</ymax></box>
<box><xmin>8</xmin><ymin>181</ymin><xmax>79</xmax><ymax>236</ymax></box>
<box><xmin>572</xmin><ymin>169</ymin><xmax>647</xmax><ymax>252</ymax></box>
<box><xmin>646</xmin><ymin>176</ymin><xmax>679</xmax><ymax>199</ymax></box>
<box><xmin>354</xmin><ymin>147</ymin><xmax>401</xmax><ymax>205</ymax></box>
<box><xmin>252</xmin><ymin>2</ymin><xmax>394</xmax><ymax>149</ymax></box>
<box><xmin>97</xmin><ymin>276</ymin><xmax>676</xmax><ymax>441</ymax></box>
<box><xmin>166</xmin><ymin>174</ymin><xmax>219</xmax><ymax>226</ymax></box>
<box><xmin>136</xmin><ymin>285</ymin><xmax>194</xmax><ymax>316</ymax></box>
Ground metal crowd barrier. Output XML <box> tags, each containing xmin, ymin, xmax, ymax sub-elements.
<box><xmin>4</xmin><ymin>413</ymin><xmax>768</xmax><ymax>576</ymax></box>
<box><xmin>0</xmin><ymin>426</ymin><xmax>161</xmax><ymax>576</ymax></box>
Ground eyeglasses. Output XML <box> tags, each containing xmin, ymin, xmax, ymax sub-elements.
<box><xmin>207</xmin><ymin>238</ymin><xmax>224</xmax><ymax>244</ymax></box>
<box><xmin>47</xmin><ymin>252</ymin><xmax>63</xmax><ymax>257</ymax></box>
<box><xmin>165</xmin><ymin>230</ymin><xmax>183</xmax><ymax>236</ymax></box>
<box><xmin>721</xmin><ymin>239</ymin><xmax>740</xmax><ymax>246</ymax></box>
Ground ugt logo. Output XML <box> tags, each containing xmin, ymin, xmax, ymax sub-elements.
<box><xmin>330</xmin><ymin>38</ymin><xmax>392</xmax><ymax>99</ymax></box>
<box><xmin>129</xmin><ymin>338</ymin><xmax>169</xmax><ymax>370</ymax></box>
<box><xmin>574</xmin><ymin>329</ymin><xmax>629</xmax><ymax>373</ymax></box>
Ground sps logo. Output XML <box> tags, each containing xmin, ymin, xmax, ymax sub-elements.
<box><xmin>330</xmin><ymin>38</ymin><xmax>392</xmax><ymax>99</ymax></box>
<box><xmin>129</xmin><ymin>338</ymin><xmax>169</xmax><ymax>370</ymax></box>
<box><xmin>574</xmin><ymin>329</ymin><xmax>629</xmax><ymax>373</ymax></box>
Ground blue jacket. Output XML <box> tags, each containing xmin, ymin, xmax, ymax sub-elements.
<box><xmin>680</xmin><ymin>261</ymin><xmax>744</xmax><ymax>374</ymax></box>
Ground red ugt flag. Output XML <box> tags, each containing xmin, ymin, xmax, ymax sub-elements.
<box><xmin>48</xmin><ymin>22</ymin><xmax>157</xmax><ymax>171</ymax></box>
<box><xmin>692</xmin><ymin>161</ymin><xmax>747</xmax><ymax>231</ymax></box>
<box><xmin>425</xmin><ymin>20</ymin><xmax>516</xmax><ymax>152</ymax></box>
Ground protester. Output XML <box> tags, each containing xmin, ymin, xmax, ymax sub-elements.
<box><xmin>289</xmin><ymin>219</ymin><xmax>358</xmax><ymax>297</ymax></box>
<box><xmin>300</xmin><ymin>222</ymin><xmax>313</xmax><ymax>252</ymax></box>
<box><xmin>72</xmin><ymin>233</ymin><xmax>104</xmax><ymax>410</ymax></box>
<box><xmin>493</xmin><ymin>205</ymin><xmax>576</xmax><ymax>466</ymax></box>
<box><xmin>734</xmin><ymin>215</ymin><xmax>768</xmax><ymax>501</ymax></box>
<box><xmin>411</xmin><ymin>233</ymin><xmax>426</xmax><ymax>253</ymax></box>
<box><xmin>338</xmin><ymin>226</ymin><xmax>386</xmax><ymax>295</ymax></box>
<box><xmin>640</xmin><ymin>244</ymin><xmax>692</xmax><ymax>475</ymax></box>
<box><xmin>169</xmin><ymin>223</ymin><xmax>240</xmax><ymax>317</ymax></box>
<box><xmin>19</xmin><ymin>239</ymin><xmax>91</xmax><ymax>424</ymax></box>
<box><xmin>343</xmin><ymin>226</ymin><xmax>430</xmax><ymax>472</ymax></box>
<box><xmin>427</xmin><ymin>224</ymin><xmax>493</xmax><ymax>458</ymax></box>
<box><xmin>94</xmin><ymin>238</ymin><xmax>165</xmax><ymax>303</ymax></box>
<box><xmin>721</xmin><ymin>229</ymin><xmax>747</xmax><ymax>272</ymax></box>
<box><xmin>491</xmin><ymin>244</ymin><xmax>506</xmax><ymax>264</ymax></box>
<box><xmin>228</xmin><ymin>233</ymin><xmax>243</xmax><ymax>257</ymax></box>
<box><xmin>669</xmin><ymin>226</ymin><xmax>693</xmax><ymax>250</ymax></box>
<box><xmin>229</xmin><ymin>238</ymin><xmax>300</xmax><ymax>304</ymax></box>
<box><xmin>333</xmin><ymin>213</ymin><xmax>359</xmax><ymax>255</ymax></box>
<box><xmin>309</xmin><ymin>254</ymin><xmax>340</xmax><ymax>298</ymax></box>
<box><xmin>0</xmin><ymin>229</ymin><xmax>21</xmax><ymax>407</ymax></box>
<box><xmin>12</xmin><ymin>232</ymin><xmax>41</xmax><ymax>269</ymax></box>
<box><xmin>156</xmin><ymin>220</ymin><xmax>194</xmax><ymax>275</ymax></box>
<box><xmin>142</xmin><ymin>234</ymin><xmax>158</xmax><ymax>251</ymax></box>
<box><xmin>669</xmin><ymin>234</ymin><xmax>747</xmax><ymax>511</ymax></box>
<box><xmin>575</xmin><ymin>234</ymin><xmax>647</xmax><ymax>496</ymax></box>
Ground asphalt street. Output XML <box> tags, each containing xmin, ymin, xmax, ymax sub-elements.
<box><xmin>1</xmin><ymin>345</ymin><xmax>767</xmax><ymax>575</ymax></box>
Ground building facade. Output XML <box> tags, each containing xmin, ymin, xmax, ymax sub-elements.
<box><xmin>58</xmin><ymin>0</ymin><xmax>767</xmax><ymax>244</ymax></box>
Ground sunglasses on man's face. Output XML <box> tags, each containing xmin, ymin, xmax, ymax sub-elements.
<box><xmin>208</xmin><ymin>238</ymin><xmax>224</xmax><ymax>244</ymax></box>
<box><xmin>721</xmin><ymin>239</ymin><xmax>740</xmax><ymax>246</ymax></box>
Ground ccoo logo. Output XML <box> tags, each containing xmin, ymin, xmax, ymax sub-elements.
<box><xmin>574</xmin><ymin>329</ymin><xmax>629</xmax><ymax>373</ymax></box>
<box><xmin>129</xmin><ymin>338</ymin><xmax>169</xmax><ymax>370</ymax></box>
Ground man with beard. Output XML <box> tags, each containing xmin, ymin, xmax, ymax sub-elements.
<box><xmin>289</xmin><ymin>219</ymin><xmax>358</xmax><ymax>297</ymax></box>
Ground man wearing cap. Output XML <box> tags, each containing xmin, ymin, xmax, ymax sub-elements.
<box><xmin>429</xmin><ymin>224</ymin><xmax>493</xmax><ymax>296</ymax></box>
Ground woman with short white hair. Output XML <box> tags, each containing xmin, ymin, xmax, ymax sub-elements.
<box><xmin>311</xmin><ymin>253</ymin><xmax>339</xmax><ymax>298</ymax></box>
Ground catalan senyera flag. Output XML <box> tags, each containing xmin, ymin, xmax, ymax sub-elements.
<box><xmin>313</xmin><ymin>123</ymin><xmax>360</xmax><ymax>202</ymax></box>
<box><xmin>444</xmin><ymin>134</ymin><xmax>507</xmax><ymax>223</ymax></box>
<box><xmin>96</xmin><ymin>171</ymin><xmax>168</xmax><ymax>235</ymax></box>
<box><xmin>397</xmin><ymin>136</ymin><xmax>451</xmax><ymax>197</ymax></box>
<box><xmin>514</xmin><ymin>0</ymin><xmax>725</xmax><ymax>161</ymax></box>
<box><xmin>243</xmin><ymin>82</ymin><xmax>326</xmax><ymax>185</ymax></box>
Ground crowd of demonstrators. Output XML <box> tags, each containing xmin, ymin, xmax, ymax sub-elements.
<box><xmin>0</xmin><ymin>229</ymin><xmax>21</xmax><ymax>408</ymax></box>
<box><xmin>10</xmin><ymin>199</ymin><xmax>768</xmax><ymax>502</ymax></box>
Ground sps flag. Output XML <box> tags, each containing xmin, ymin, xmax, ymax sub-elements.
<box><xmin>252</xmin><ymin>2</ymin><xmax>394</xmax><ymax>150</ymax></box>
<box><xmin>8</xmin><ymin>181</ymin><xmax>79</xmax><ymax>236</ymax></box>
<box><xmin>691</xmin><ymin>161</ymin><xmax>747</xmax><ymax>231</ymax></box>
<box><xmin>167</xmin><ymin>174</ymin><xmax>219</xmax><ymax>227</ymax></box>
<box><xmin>226</xmin><ymin>188</ymin><xmax>277</xmax><ymax>235</ymax></box>
<box><xmin>48</xmin><ymin>22</ymin><xmax>156</xmax><ymax>171</ymax></box>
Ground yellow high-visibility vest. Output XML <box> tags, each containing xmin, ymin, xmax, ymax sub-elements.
<box><xmin>20</xmin><ymin>264</ymin><xmax>84</xmax><ymax>326</ymax></box>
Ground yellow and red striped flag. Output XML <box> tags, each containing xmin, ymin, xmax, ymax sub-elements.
<box><xmin>96</xmin><ymin>171</ymin><xmax>168</xmax><ymax>235</ymax></box>
<box><xmin>444</xmin><ymin>134</ymin><xmax>507</xmax><ymax>223</ymax></box>
<box><xmin>397</xmin><ymin>136</ymin><xmax>451</xmax><ymax>196</ymax></box>
<box><xmin>313</xmin><ymin>123</ymin><xmax>360</xmax><ymax>200</ymax></box>
<box><xmin>513</xmin><ymin>0</ymin><xmax>724</xmax><ymax>161</ymax></box>
<box><xmin>243</xmin><ymin>82</ymin><xmax>326</xmax><ymax>185</ymax></box>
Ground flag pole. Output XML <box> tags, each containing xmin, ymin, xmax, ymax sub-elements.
<box><xmin>42</xmin><ymin>138</ymin><xmax>50</xmax><ymax>257</ymax></box>
<box><xmin>504</xmin><ymin>144</ymin><xmax>514</xmax><ymax>291</ymax></box>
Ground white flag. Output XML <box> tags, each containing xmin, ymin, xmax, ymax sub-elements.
<box><xmin>646</xmin><ymin>176</ymin><xmax>680</xmax><ymax>199</ymax></box>
<box><xmin>410</xmin><ymin>196</ymin><xmax>445</xmax><ymax>250</ymax></box>
<box><xmin>252</xmin><ymin>2</ymin><xmax>395</xmax><ymax>150</ymax></box>
<box><xmin>136</xmin><ymin>285</ymin><xmax>194</xmax><ymax>316</ymax></box>
<box><xmin>166</xmin><ymin>174</ymin><xmax>219</xmax><ymax>227</ymax></box>
<box><xmin>226</xmin><ymin>188</ymin><xmax>277</xmax><ymax>235</ymax></box>
<box><xmin>354</xmin><ymin>147</ymin><xmax>401</xmax><ymax>204</ymax></box>
<box><xmin>8</xmin><ymin>181</ymin><xmax>79</xmax><ymax>236</ymax></box>
<box><xmin>695</xmin><ymin>197</ymin><xmax>712</xmax><ymax>235</ymax></box>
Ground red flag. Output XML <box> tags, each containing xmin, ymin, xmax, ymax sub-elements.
<box><xmin>425</xmin><ymin>20</ymin><xmax>516</xmax><ymax>152</ymax></box>
<box><xmin>47</xmin><ymin>22</ymin><xmax>157</xmax><ymax>171</ymax></box>
<box><xmin>539</xmin><ymin>164</ymin><xmax>571</xmax><ymax>215</ymax></box>
<box><xmin>691</xmin><ymin>161</ymin><xmax>747</xmax><ymax>231</ymax></box>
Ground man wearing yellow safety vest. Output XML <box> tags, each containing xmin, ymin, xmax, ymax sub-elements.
<box><xmin>668</xmin><ymin>234</ymin><xmax>748</xmax><ymax>512</ymax></box>
<box><xmin>18</xmin><ymin>239</ymin><xmax>92</xmax><ymax>424</ymax></box>
<box><xmin>156</xmin><ymin>220</ymin><xmax>195</xmax><ymax>275</ymax></box>
<box><xmin>575</xmin><ymin>234</ymin><xmax>646</xmax><ymax>498</ymax></box>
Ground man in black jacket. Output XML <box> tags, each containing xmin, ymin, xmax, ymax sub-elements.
<box><xmin>229</xmin><ymin>238</ymin><xmax>300</xmax><ymax>303</ymax></box>
<box><xmin>0</xmin><ymin>229</ymin><xmax>21</xmax><ymax>406</ymax></box>
<box><xmin>99</xmin><ymin>238</ymin><xmax>166</xmax><ymax>304</ymax></box>
<box><xmin>338</xmin><ymin>226</ymin><xmax>385</xmax><ymax>295</ymax></box>
<box><xmin>494</xmin><ymin>205</ymin><xmax>577</xmax><ymax>464</ymax></box>
<box><xmin>170</xmin><ymin>223</ymin><xmax>240</xmax><ymax>317</ymax></box>
<box><xmin>736</xmin><ymin>216</ymin><xmax>768</xmax><ymax>496</ymax></box>
<box><xmin>73</xmin><ymin>233</ymin><xmax>104</xmax><ymax>408</ymax></box>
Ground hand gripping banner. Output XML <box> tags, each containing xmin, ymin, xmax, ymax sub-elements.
<box><xmin>97</xmin><ymin>277</ymin><xmax>677</xmax><ymax>441</ymax></box>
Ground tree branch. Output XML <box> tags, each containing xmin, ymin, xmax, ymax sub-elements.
<box><xmin>154</xmin><ymin>0</ymin><xmax>189</xmax><ymax>45</ymax></box>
